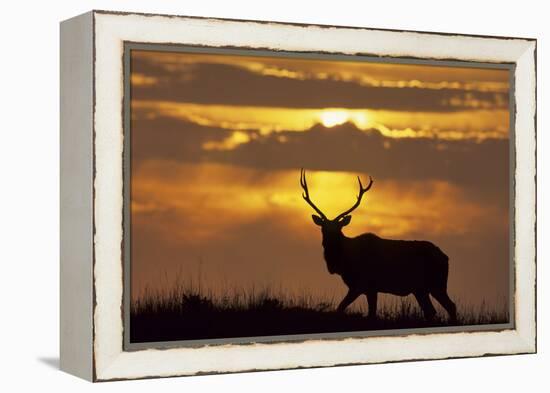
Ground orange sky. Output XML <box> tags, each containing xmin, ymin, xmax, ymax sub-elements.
<box><xmin>129</xmin><ymin>49</ymin><xmax>510</xmax><ymax>314</ymax></box>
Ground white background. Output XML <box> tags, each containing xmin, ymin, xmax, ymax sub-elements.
<box><xmin>0</xmin><ymin>0</ymin><xmax>546</xmax><ymax>391</ymax></box>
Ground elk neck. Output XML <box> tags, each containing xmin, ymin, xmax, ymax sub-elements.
<box><xmin>321</xmin><ymin>229</ymin><xmax>348</xmax><ymax>274</ymax></box>
<box><xmin>321</xmin><ymin>229</ymin><xmax>347</xmax><ymax>249</ymax></box>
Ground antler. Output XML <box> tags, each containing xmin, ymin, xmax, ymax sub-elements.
<box><xmin>334</xmin><ymin>175</ymin><xmax>373</xmax><ymax>221</ymax></box>
<box><xmin>300</xmin><ymin>169</ymin><xmax>327</xmax><ymax>220</ymax></box>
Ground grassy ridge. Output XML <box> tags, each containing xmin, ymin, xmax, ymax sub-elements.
<box><xmin>130</xmin><ymin>283</ymin><xmax>509</xmax><ymax>343</ymax></box>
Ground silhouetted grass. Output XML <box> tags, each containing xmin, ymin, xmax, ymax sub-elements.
<box><xmin>130</xmin><ymin>283</ymin><xmax>509</xmax><ymax>343</ymax></box>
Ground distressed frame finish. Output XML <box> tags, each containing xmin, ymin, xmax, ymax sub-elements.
<box><xmin>60</xmin><ymin>10</ymin><xmax>537</xmax><ymax>382</ymax></box>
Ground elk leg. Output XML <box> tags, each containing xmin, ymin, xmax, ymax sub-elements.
<box><xmin>431</xmin><ymin>290</ymin><xmax>457</xmax><ymax>323</ymax></box>
<box><xmin>366</xmin><ymin>291</ymin><xmax>378</xmax><ymax>320</ymax></box>
<box><xmin>337</xmin><ymin>290</ymin><xmax>360</xmax><ymax>312</ymax></box>
<box><xmin>414</xmin><ymin>292</ymin><xmax>436</xmax><ymax>321</ymax></box>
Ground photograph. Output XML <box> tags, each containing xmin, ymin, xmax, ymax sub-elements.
<box><xmin>127</xmin><ymin>47</ymin><xmax>513</xmax><ymax>344</ymax></box>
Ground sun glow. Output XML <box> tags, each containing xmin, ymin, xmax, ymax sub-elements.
<box><xmin>132</xmin><ymin>101</ymin><xmax>510</xmax><ymax>144</ymax></box>
<box><xmin>319</xmin><ymin>110</ymin><xmax>349</xmax><ymax>128</ymax></box>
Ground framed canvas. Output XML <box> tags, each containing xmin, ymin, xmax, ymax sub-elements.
<box><xmin>60</xmin><ymin>10</ymin><xmax>537</xmax><ymax>381</ymax></box>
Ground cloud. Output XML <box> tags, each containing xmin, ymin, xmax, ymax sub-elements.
<box><xmin>133</xmin><ymin>163</ymin><xmax>477</xmax><ymax>239</ymax></box>
<box><xmin>132</xmin><ymin>50</ymin><xmax>510</xmax><ymax>92</ymax></box>
<box><xmin>131</xmin><ymin>73</ymin><xmax>158</xmax><ymax>87</ymax></box>
<box><xmin>131</xmin><ymin>114</ymin><xmax>509</xmax><ymax>202</ymax></box>
<box><xmin>132</xmin><ymin>100</ymin><xmax>509</xmax><ymax>141</ymax></box>
<box><xmin>131</xmin><ymin>52</ymin><xmax>509</xmax><ymax>112</ymax></box>
<box><xmin>130</xmin><ymin>114</ymin><xmax>233</xmax><ymax>166</ymax></box>
<box><xmin>215</xmin><ymin>124</ymin><xmax>507</xmax><ymax>195</ymax></box>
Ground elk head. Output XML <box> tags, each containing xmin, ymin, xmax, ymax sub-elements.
<box><xmin>300</xmin><ymin>168</ymin><xmax>373</xmax><ymax>238</ymax></box>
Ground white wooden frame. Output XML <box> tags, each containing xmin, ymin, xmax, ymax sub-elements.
<box><xmin>60</xmin><ymin>10</ymin><xmax>536</xmax><ymax>382</ymax></box>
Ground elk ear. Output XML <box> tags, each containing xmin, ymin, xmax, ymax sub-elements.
<box><xmin>311</xmin><ymin>215</ymin><xmax>324</xmax><ymax>226</ymax></box>
<box><xmin>339</xmin><ymin>215</ymin><xmax>352</xmax><ymax>226</ymax></box>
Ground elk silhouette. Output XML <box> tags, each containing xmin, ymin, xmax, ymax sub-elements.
<box><xmin>300</xmin><ymin>169</ymin><xmax>457</xmax><ymax>322</ymax></box>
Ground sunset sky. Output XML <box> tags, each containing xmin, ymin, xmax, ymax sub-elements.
<box><xmin>129</xmin><ymin>49</ymin><xmax>511</xmax><ymax>314</ymax></box>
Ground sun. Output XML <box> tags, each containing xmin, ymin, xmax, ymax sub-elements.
<box><xmin>319</xmin><ymin>109</ymin><xmax>349</xmax><ymax>128</ymax></box>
